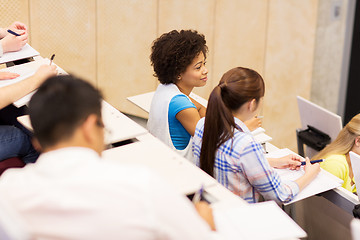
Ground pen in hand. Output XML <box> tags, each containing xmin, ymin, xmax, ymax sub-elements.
<box><xmin>301</xmin><ymin>159</ymin><xmax>323</xmax><ymax>166</ymax></box>
<box><xmin>192</xmin><ymin>185</ymin><xmax>204</xmax><ymax>204</ymax></box>
<box><xmin>7</xmin><ymin>29</ymin><xmax>21</xmax><ymax>37</ymax></box>
<box><xmin>49</xmin><ymin>54</ymin><xmax>55</xmax><ymax>66</ymax></box>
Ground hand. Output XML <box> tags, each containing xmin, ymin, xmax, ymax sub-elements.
<box><xmin>1</xmin><ymin>31</ymin><xmax>28</xmax><ymax>53</ymax></box>
<box><xmin>194</xmin><ymin>201</ymin><xmax>216</xmax><ymax>231</ymax></box>
<box><xmin>33</xmin><ymin>65</ymin><xmax>58</xmax><ymax>85</ymax></box>
<box><xmin>0</xmin><ymin>71</ymin><xmax>20</xmax><ymax>80</ymax></box>
<box><xmin>268</xmin><ymin>154</ymin><xmax>302</xmax><ymax>170</ymax></box>
<box><xmin>303</xmin><ymin>157</ymin><xmax>320</xmax><ymax>177</ymax></box>
<box><xmin>244</xmin><ymin>116</ymin><xmax>262</xmax><ymax>131</ymax></box>
<box><xmin>8</xmin><ymin>21</ymin><xmax>28</xmax><ymax>33</ymax></box>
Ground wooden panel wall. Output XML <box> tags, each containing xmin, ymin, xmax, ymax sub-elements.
<box><xmin>97</xmin><ymin>0</ymin><xmax>157</xmax><ymax>118</ymax></box>
<box><xmin>29</xmin><ymin>0</ymin><xmax>97</xmax><ymax>85</ymax></box>
<box><xmin>2</xmin><ymin>0</ymin><xmax>322</xmax><ymax>150</ymax></box>
<box><xmin>158</xmin><ymin>0</ymin><xmax>216</xmax><ymax>99</ymax></box>
<box><xmin>0</xmin><ymin>0</ymin><xmax>29</xmax><ymax>29</ymax></box>
<box><xmin>263</xmin><ymin>0</ymin><xmax>318</xmax><ymax>149</ymax></box>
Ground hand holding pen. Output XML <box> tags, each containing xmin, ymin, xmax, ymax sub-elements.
<box><xmin>192</xmin><ymin>185</ymin><xmax>204</xmax><ymax>204</ymax></box>
<box><xmin>1</xmin><ymin>29</ymin><xmax>27</xmax><ymax>53</ymax></box>
<box><xmin>49</xmin><ymin>54</ymin><xmax>55</xmax><ymax>65</ymax></box>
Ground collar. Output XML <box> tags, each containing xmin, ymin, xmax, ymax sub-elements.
<box><xmin>234</xmin><ymin>117</ymin><xmax>250</xmax><ymax>133</ymax></box>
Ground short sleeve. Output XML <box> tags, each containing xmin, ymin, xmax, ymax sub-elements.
<box><xmin>169</xmin><ymin>94</ymin><xmax>196</xmax><ymax>118</ymax></box>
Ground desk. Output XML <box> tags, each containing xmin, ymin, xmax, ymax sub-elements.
<box><xmin>17</xmin><ymin>100</ymin><xmax>148</xmax><ymax>146</ymax></box>
<box><xmin>103</xmin><ymin>133</ymin><xmax>218</xmax><ymax>195</ymax></box>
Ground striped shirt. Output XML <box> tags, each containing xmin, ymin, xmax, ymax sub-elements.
<box><xmin>192</xmin><ymin>117</ymin><xmax>299</xmax><ymax>204</ymax></box>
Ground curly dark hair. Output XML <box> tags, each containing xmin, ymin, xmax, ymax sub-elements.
<box><xmin>150</xmin><ymin>30</ymin><xmax>208</xmax><ymax>84</ymax></box>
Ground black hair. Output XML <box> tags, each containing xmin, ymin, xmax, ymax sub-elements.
<box><xmin>150</xmin><ymin>29</ymin><xmax>208</xmax><ymax>84</ymax></box>
<box><xmin>29</xmin><ymin>75</ymin><xmax>102</xmax><ymax>149</ymax></box>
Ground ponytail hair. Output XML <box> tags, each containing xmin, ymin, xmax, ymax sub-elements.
<box><xmin>199</xmin><ymin>67</ymin><xmax>265</xmax><ymax>177</ymax></box>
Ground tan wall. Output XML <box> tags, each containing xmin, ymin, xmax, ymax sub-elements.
<box><xmin>1</xmin><ymin>0</ymin><xmax>328</xmax><ymax>151</ymax></box>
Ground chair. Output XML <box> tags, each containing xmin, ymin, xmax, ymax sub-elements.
<box><xmin>0</xmin><ymin>158</ymin><xmax>25</xmax><ymax>176</ymax></box>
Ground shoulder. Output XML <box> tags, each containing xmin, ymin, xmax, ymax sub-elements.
<box><xmin>169</xmin><ymin>94</ymin><xmax>196</xmax><ymax>115</ymax></box>
<box><xmin>321</xmin><ymin>154</ymin><xmax>349</xmax><ymax>179</ymax></box>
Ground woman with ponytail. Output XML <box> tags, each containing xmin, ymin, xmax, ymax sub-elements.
<box><xmin>148</xmin><ymin>30</ymin><xmax>260</xmax><ymax>161</ymax></box>
<box><xmin>312</xmin><ymin>113</ymin><xmax>360</xmax><ymax>193</ymax></box>
<box><xmin>193</xmin><ymin>67</ymin><xmax>320</xmax><ymax>203</ymax></box>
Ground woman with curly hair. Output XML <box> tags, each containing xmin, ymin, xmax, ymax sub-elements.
<box><xmin>148</xmin><ymin>30</ymin><xmax>261</xmax><ymax>160</ymax></box>
<box><xmin>147</xmin><ymin>30</ymin><xmax>209</xmax><ymax>160</ymax></box>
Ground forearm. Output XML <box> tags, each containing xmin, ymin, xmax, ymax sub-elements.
<box><xmin>295</xmin><ymin>173</ymin><xmax>315</xmax><ymax>191</ymax></box>
<box><xmin>0</xmin><ymin>75</ymin><xmax>40</xmax><ymax>109</ymax></box>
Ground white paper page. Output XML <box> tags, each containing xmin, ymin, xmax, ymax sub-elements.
<box><xmin>251</xmin><ymin>127</ymin><xmax>265</xmax><ymax>136</ymax></box>
<box><xmin>266</xmin><ymin>148</ymin><xmax>343</xmax><ymax>204</ymax></box>
<box><xmin>0</xmin><ymin>44</ymin><xmax>39</xmax><ymax>64</ymax></box>
<box><xmin>0</xmin><ymin>65</ymin><xmax>36</xmax><ymax>88</ymax></box>
<box><xmin>213</xmin><ymin>201</ymin><xmax>306</xmax><ymax>240</ymax></box>
<box><xmin>253</xmin><ymin>132</ymin><xmax>272</xmax><ymax>143</ymax></box>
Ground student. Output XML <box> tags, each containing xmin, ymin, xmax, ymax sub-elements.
<box><xmin>0</xmin><ymin>21</ymin><xmax>28</xmax><ymax>57</ymax></box>
<box><xmin>0</xmin><ymin>75</ymin><xmax>217</xmax><ymax>239</ymax></box>
<box><xmin>148</xmin><ymin>29</ymin><xmax>261</xmax><ymax>160</ymax></box>
<box><xmin>0</xmin><ymin>65</ymin><xmax>57</xmax><ymax>163</ymax></box>
<box><xmin>312</xmin><ymin>113</ymin><xmax>360</xmax><ymax>193</ymax></box>
<box><xmin>193</xmin><ymin>67</ymin><xmax>320</xmax><ymax>204</ymax></box>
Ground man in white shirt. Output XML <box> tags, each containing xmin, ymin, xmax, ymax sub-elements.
<box><xmin>0</xmin><ymin>75</ymin><xmax>216</xmax><ymax>239</ymax></box>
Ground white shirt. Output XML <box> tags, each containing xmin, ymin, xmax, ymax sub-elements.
<box><xmin>0</xmin><ymin>147</ymin><xmax>214</xmax><ymax>240</ymax></box>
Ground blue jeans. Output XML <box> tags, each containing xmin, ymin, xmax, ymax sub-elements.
<box><xmin>0</xmin><ymin>125</ymin><xmax>39</xmax><ymax>163</ymax></box>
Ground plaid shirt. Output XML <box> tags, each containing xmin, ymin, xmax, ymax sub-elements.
<box><xmin>192</xmin><ymin>117</ymin><xmax>299</xmax><ymax>204</ymax></box>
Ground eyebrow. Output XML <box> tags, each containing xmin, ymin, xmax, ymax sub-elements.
<box><xmin>194</xmin><ymin>61</ymin><xmax>204</xmax><ymax>68</ymax></box>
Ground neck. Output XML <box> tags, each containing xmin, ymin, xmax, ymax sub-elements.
<box><xmin>175</xmin><ymin>82</ymin><xmax>193</xmax><ymax>96</ymax></box>
<box><xmin>233</xmin><ymin>112</ymin><xmax>249</xmax><ymax>123</ymax></box>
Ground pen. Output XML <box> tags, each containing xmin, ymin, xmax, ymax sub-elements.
<box><xmin>50</xmin><ymin>54</ymin><xmax>55</xmax><ymax>65</ymax></box>
<box><xmin>7</xmin><ymin>29</ymin><xmax>21</xmax><ymax>37</ymax></box>
<box><xmin>301</xmin><ymin>159</ymin><xmax>324</xmax><ymax>166</ymax></box>
<box><xmin>192</xmin><ymin>185</ymin><xmax>204</xmax><ymax>203</ymax></box>
<box><xmin>256</xmin><ymin>115</ymin><xmax>264</xmax><ymax>119</ymax></box>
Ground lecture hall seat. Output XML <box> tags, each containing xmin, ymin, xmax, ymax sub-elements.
<box><xmin>0</xmin><ymin>158</ymin><xmax>25</xmax><ymax>176</ymax></box>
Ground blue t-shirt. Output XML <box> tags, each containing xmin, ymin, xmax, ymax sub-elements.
<box><xmin>168</xmin><ymin>94</ymin><xmax>196</xmax><ymax>150</ymax></box>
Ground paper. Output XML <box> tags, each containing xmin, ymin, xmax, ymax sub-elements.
<box><xmin>213</xmin><ymin>201</ymin><xmax>307</xmax><ymax>240</ymax></box>
<box><xmin>0</xmin><ymin>57</ymin><xmax>67</xmax><ymax>107</ymax></box>
<box><xmin>0</xmin><ymin>43</ymin><xmax>39</xmax><ymax>64</ymax></box>
<box><xmin>266</xmin><ymin>148</ymin><xmax>343</xmax><ymax>204</ymax></box>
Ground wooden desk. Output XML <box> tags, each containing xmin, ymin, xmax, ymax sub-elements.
<box><xmin>17</xmin><ymin>100</ymin><xmax>148</xmax><ymax>146</ymax></box>
<box><xmin>103</xmin><ymin>133</ymin><xmax>218</xmax><ymax>195</ymax></box>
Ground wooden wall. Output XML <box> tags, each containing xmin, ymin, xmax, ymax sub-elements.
<box><xmin>0</xmin><ymin>0</ymin><xmax>321</xmax><ymax>151</ymax></box>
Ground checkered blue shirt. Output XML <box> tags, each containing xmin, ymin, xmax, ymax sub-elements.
<box><xmin>192</xmin><ymin>117</ymin><xmax>299</xmax><ymax>204</ymax></box>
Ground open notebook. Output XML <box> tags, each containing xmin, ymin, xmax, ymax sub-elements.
<box><xmin>0</xmin><ymin>43</ymin><xmax>39</xmax><ymax>64</ymax></box>
<box><xmin>266</xmin><ymin>148</ymin><xmax>343</xmax><ymax>204</ymax></box>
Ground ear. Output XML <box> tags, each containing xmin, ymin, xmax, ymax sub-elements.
<box><xmin>81</xmin><ymin>114</ymin><xmax>98</xmax><ymax>143</ymax></box>
<box><xmin>355</xmin><ymin>136</ymin><xmax>360</xmax><ymax>147</ymax></box>
<box><xmin>249</xmin><ymin>99</ymin><xmax>258</xmax><ymax>112</ymax></box>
